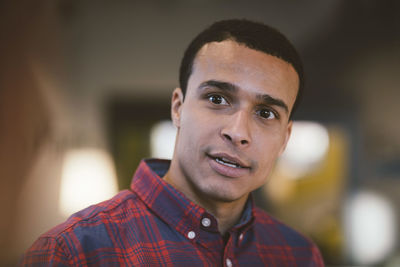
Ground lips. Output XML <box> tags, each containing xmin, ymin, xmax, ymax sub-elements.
<box><xmin>215</xmin><ymin>157</ymin><xmax>244</xmax><ymax>168</ymax></box>
<box><xmin>207</xmin><ymin>152</ymin><xmax>251</xmax><ymax>178</ymax></box>
<box><xmin>209</xmin><ymin>153</ymin><xmax>249</xmax><ymax>168</ymax></box>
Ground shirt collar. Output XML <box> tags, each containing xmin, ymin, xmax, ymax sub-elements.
<box><xmin>131</xmin><ymin>159</ymin><xmax>255</xmax><ymax>238</ymax></box>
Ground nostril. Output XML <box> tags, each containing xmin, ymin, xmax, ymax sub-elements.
<box><xmin>223</xmin><ymin>133</ymin><xmax>249</xmax><ymax>146</ymax></box>
<box><xmin>223</xmin><ymin>134</ymin><xmax>232</xmax><ymax>141</ymax></box>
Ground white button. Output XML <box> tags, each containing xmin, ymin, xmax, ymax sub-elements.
<box><xmin>187</xmin><ymin>231</ymin><xmax>196</xmax><ymax>239</ymax></box>
<box><xmin>226</xmin><ymin>258</ymin><xmax>232</xmax><ymax>267</ymax></box>
<box><xmin>239</xmin><ymin>233</ymin><xmax>244</xmax><ymax>241</ymax></box>
<box><xmin>201</xmin><ymin>218</ymin><xmax>211</xmax><ymax>227</ymax></box>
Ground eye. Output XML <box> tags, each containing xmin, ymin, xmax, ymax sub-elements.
<box><xmin>257</xmin><ymin>108</ymin><xmax>277</xmax><ymax>120</ymax></box>
<box><xmin>208</xmin><ymin>94</ymin><xmax>228</xmax><ymax>105</ymax></box>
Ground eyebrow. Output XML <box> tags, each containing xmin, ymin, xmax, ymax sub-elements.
<box><xmin>198</xmin><ymin>80</ymin><xmax>237</xmax><ymax>93</ymax></box>
<box><xmin>198</xmin><ymin>79</ymin><xmax>289</xmax><ymax>114</ymax></box>
<box><xmin>257</xmin><ymin>94</ymin><xmax>289</xmax><ymax>114</ymax></box>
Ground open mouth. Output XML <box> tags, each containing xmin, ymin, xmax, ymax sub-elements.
<box><xmin>208</xmin><ymin>154</ymin><xmax>249</xmax><ymax>169</ymax></box>
<box><xmin>215</xmin><ymin>157</ymin><xmax>244</xmax><ymax>168</ymax></box>
<box><xmin>207</xmin><ymin>153</ymin><xmax>251</xmax><ymax>178</ymax></box>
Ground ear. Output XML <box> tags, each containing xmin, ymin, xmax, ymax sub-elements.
<box><xmin>278</xmin><ymin>120</ymin><xmax>293</xmax><ymax>156</ymax></box>
<box><xmin>171</xmin><ymin>87</ymin><xmax>184</xmax><ymax>128</ymax></box>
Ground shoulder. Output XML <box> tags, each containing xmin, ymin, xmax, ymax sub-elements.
<box><xmin>20</xmin><ymin>190</ymin><xmax>144</xmax><ymax>266</ymax></box>
<box><xmin>45</xmin><ymin>189</ymin><xmax>141</xmax><ymax>238</ymax></box>
<box><xmin>252</xmin><ymin>207</ymin><xmax>324</xmax><ymax>265</ymax></box>
<box><xmin>254</xmin><ymin>207</ymin><xmax>323</xmax><ymax>251</ymax></box>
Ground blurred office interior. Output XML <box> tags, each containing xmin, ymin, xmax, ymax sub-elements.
<box><xmin>1</xmin><ymin>0</ymin><xmax>399</xmax><ymax>265</ymax></box>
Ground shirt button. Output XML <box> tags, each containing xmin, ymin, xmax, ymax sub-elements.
<box><xmin>187</xmin><ymin>231</ymin><xmax>196</xmax><ymax>239</ymax></box>
<box><xmin>201</xmin><ymin>217</ymin><xmax>211</xmax><ymax>227</ymax></box>
<box><xmin>226</xmin><ymin>258</ymin><xmax>232</xmax><ymax>267</ymax></box>
<box><xmin>239</xmin><ymin>233</ymin><xmax>244</xmax><ymax>241</ymax></box>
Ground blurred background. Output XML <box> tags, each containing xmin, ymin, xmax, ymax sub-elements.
<box><xmin>1</xmin><ymin>0</ymin><xmax>399</xmax><ymax>266</ymax></box>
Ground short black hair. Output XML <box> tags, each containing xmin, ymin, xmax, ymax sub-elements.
<box><xmin>179</xmin><ymin>19</ymin><xmax>304</xmax><ymax>119</ymax></box>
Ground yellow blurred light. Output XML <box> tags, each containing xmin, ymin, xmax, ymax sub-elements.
<box><xmin>150</xmin><ymin>120</ymin><xmax>177</xmax><ymax>159</ymax></box>
<box><xmin>59</xmin><ymin>148</ymin><xmax>118</xmax><ymax>217</ymax></box>
<box><xmin>277</xmin><ymin>121</ymin><xmax>330</xmax><ymax>179</ymax></box>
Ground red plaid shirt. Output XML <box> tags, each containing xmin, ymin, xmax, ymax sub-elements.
<box><xmin>20</xmin><ymin>159</ymin><xmax>324</xmax><ymax>266</ymax></box>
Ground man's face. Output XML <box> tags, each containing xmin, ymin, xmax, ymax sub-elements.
<box><xmin>170</xmin><ymin>40</ymin><xmax>299</xmax><ymax>204</ymax></box>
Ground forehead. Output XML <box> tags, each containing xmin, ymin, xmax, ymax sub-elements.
<box><xmin>188</xmin><ymin>40</ymin><xmax>299</xmax><ymax>109</ymax></box>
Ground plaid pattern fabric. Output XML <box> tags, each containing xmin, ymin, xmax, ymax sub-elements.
<box><xmin>20</xmin><ymin>159</ymin><xmax>324</xmax><ymax>266</ymax></box>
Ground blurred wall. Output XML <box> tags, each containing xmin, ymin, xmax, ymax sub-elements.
<box><xmin>0</xmin><ymin>0</ymin><xmax>71</xmax><ymax>264</ymax></box>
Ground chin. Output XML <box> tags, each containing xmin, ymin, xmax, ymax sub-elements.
<box><xmin>199</xmin><ymin>183</ymin><xmax>247</xmax><ymax>203</ymax></box>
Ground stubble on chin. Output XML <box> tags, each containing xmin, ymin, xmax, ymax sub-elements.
<box><xmin>181</xmin><ymin>160</ymin><xmax>248</xmax><ymax>204</ymax></box>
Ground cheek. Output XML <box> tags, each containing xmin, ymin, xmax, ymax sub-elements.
<box><xmin>253</xmin><ymin>130</ymin><xmax>287</xmax><ymax>165</ymax></box>
<box><xmin>180</xmin><ymin>105</ymin><xmax>216</xmax><ymax>136</ymax></box>
<box><xmin>177</xmin><ymin>106</ymin><xmax>211</xmax><ymax>151</ymax></box>
<box><xmin>255</xmin><ymin>126</ymin><xmax>287</xmax><ymax>149</ymax></box>
<box><xmin>252</xmin><ymin>144</ymin><xmax>280</xmax><ymax>185</ymax></box>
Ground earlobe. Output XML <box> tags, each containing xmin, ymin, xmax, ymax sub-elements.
<box><xmin>171</xmin><ymin>88</ymin><xmax>184</xmax><ymax>128</ymax></box>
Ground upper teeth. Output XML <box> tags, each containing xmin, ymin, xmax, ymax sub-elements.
<box><xmin>215</xmin><ymin>157</ymin><xmax>241</xmax><ymax>168</ymax></box>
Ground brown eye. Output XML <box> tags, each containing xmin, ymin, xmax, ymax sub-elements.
<box><xmin>208</xmin><ymin>95</ymin><xmax>228</xmax><ymax>105</ymax></box>
<box><xmin>258</xmin><ymin>109</ymin><xmax>276</xmax><ymax>120</ymax></box>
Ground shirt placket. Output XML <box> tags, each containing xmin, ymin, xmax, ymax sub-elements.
<box><xmin>223</xmin><ymin>222</ymin><xmax>252</xmax><ymax>267</ymax></box>
<box><xmin>196</xmin><ymin>213</ymin><xmax>225</xmax><ymax>265</ymax></box>
<box><xmin>223</xmin><ymin>232</ymin><xmax>236</xmax><ymax>267</ymax></box>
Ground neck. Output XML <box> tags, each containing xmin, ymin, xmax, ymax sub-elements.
<box><xmin>203</xmin><ymin>198</ymin><xmax>247</xmax><ymax>235</ymax></box>
<box><xmin>163</xmin><ymin>165</ymin><xmax>248</xmax><ymax>235</ymax></box>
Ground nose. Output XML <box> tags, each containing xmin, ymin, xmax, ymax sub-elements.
<box><xmin>221</xmin><ymin>110</ymin><xmax>252</xmax><ymax>147</ymax></box>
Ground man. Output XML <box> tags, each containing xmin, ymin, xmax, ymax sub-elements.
<box><xmin>21</xmin><ymin>19</ymin><xmax>324</xmax><ymax>266</ymax></box>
